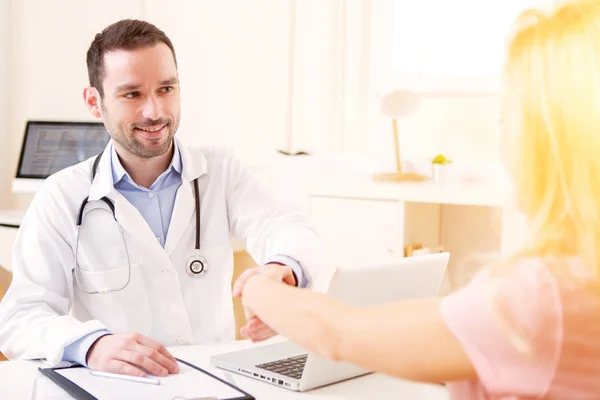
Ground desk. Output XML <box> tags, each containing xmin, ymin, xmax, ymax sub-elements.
<box><xmin>0</xmin><ymin>209</ymin><xmax>24</xmax><ymax>228</ymax></box>
<box><xmin>2</xmin><ymin>339</ymin><xmax>449</xmax><ymax>399</ymax></box>
<box><xmin>0</xmin><ymin>210</ymin><xmax>24</xmax><ymax>273</ymax></box>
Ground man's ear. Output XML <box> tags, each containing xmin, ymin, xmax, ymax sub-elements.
<box><xmin>83</xmin><ymin>87</ymin><xmax>103</xmax><ymax>118</ymax></box>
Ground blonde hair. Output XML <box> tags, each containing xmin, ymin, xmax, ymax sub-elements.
<box><xmin>504</xmin><ymin>0</ymin><xmax>600</xmax><ymax>275</ymax></box>
<box><xmin>485</xmin><ymin>0</ymin><xmax>600</xmax><ymax>355</ymax></box>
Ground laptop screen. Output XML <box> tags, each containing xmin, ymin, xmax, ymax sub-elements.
<box><xmin>16</xmin><ymin>121</ymin><xmax>110</xmax><ymax>179</ymax></box>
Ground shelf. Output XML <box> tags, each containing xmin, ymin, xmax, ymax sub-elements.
<box><xmin>307</xmin><ymin>181</ymin><xmax>511</xmax><ymax>207</ymax></box>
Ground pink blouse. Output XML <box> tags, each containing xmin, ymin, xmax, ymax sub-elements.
<box><xmin>441</xmin><ymin>257</ymin><xmax>600</xmax><ymax>399</ymax></box>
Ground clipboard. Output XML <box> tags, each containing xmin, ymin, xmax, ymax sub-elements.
<box><xmin>38</xmin><ymin>358</ymin><xmax>255</xmax><ymax>400</ymax></box>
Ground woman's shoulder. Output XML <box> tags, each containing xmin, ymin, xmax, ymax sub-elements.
<box><xmin>471</xmin><ymin>255</ymin><xmax>585</xmax><ymax>293</ymax></box>
<box><xmin>443</xmin><ymin>256</ymin><xmax>564</xmax><ymax>344</ymax></box>
<box><xmin>485</xmin><ymin>255</ymin><xmax>595</xmax><ymax>297</ymax></box>
<box><xmin>440</xmin><ymin>256</ymin><xmax>565</xmax><ymax>396</ymax></box>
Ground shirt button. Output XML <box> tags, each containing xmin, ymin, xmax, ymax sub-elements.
<box><xmin>156</xmin><ymin>236</ymin><xmax>161</xmax><ymax>242</ymax></box>
<box><xmin>177</xmin><ymin>338</ymin><xmax>187</xmax><ymax>345</ymax></box>
<box><xmin>164</xmin><ymin>268</ymin><xmax>171</xmax><ymax>273</ymax></box>
<box><xmin>148</xmin><ymin>192</ymin><xmax>155</xmax><ymax>198</ymax></box>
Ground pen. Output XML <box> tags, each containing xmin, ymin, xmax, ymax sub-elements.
<box><xmin>172</xmin><ymin>397</ymin><xmax>217</xmax><ymax>400</ymax></box>
<box><xmin>89</xmin><ymin>370</ymin><xmax>161</xmax><ymax>385</ymax></box>
<box><xmin>172</xmin><ymin>397</ymin><xmax>218</xmax><ymax>400</ymax></box>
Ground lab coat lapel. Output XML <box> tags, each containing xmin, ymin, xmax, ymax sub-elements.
<box><xmin>164</xmin><ymin>180</ymin><xmax>195</xmax><ymax>256</ymax></box>
<box><xmin>113</xmin><ymin>194</ymin><xmax>164</xmax><ymax>254</ymax></box>
<box><xmin>87</xmin><ymin>140</ymin><xmax>168</xmax><ymax>256</ymax></box>
<box><xmin>164</xmin><ymin>140</ymin><xmax>207</xmax><ymax>256</ymax></box>
<box><xmin>87</xmin><ymin>141</ymin><xmax>114</xmax><ymax>202</ymax></box>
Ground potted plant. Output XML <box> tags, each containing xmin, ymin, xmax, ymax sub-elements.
<box><xmin>431</xmin><ymin>154</ymin><xmax>452</xmax><ymax>184</ymax></box>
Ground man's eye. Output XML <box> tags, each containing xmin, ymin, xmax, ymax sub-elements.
<box><xmin>124</xmin><ymin>92</ymin><xmax>139</xmax><ymax>99</ymax></box>
<box><xmin>161</xmin><ymin>86</ymin><xmax>174</xmax><ymax>93</ymax></box>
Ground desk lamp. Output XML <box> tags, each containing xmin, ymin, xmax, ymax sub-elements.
<box><xmin>373</xmin><ymin>90</ymin><xmax>428</xmax><ymax>182</ymax></box>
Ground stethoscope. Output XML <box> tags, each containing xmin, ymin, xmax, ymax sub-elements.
<box><xmin>73</xmin><ymin>150</ymin><xmax>208</xmax><ymax>295</ymax></box>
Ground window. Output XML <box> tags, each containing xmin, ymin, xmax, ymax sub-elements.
<box><xmin>376</xmin><ymin>0</ymin><xmax>546</xmax><ymax>93</ymax></box>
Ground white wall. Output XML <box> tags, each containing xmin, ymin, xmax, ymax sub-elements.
<box><xmin>0</xmin><ymin>0</ymin><xmax>9</xmax><ymax>208</ymax></box>
<box><xmin>143</xmin><ymin>0</ymin><xmax>290</xmax><ymax>164</ymax></box>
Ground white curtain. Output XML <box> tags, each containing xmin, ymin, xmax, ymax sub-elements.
<box><xmin>283</xmin><ymin>0</ymin><xmax>373</xmax><ymax>155</ymax></box>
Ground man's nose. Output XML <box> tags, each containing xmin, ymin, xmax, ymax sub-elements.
<box><xmin>141</xmin><ymin>96</ymin><xmax>162</xmax><ymax>121</ymax></box>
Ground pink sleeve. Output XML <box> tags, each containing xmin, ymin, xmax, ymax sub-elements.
<box><xmin>440</xmin><ymin>259</ymin><xmax>562</xmax><ymax>396</ymax></box>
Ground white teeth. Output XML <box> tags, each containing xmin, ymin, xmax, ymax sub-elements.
<box><xmin>138</xmin><ymin>125</ymin><xmax>164</xmax><ymax>132</ymax></box>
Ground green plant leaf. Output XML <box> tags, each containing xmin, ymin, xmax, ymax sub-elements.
<box><xmin>432</xmin><ymin>154</ymin><xmax>452</xmax><ymax>164</ymax></box>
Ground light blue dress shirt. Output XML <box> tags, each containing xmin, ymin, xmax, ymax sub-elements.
<box><xmin>62</xmin><ymin>141</ymin><xmax>306</xmax><ymax>366</ymax></box>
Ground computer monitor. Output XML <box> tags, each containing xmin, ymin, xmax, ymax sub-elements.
<box><xmin>12</xmin><ymin>120</ymin><xmax>110</xmax><ymax>194</ymax></box>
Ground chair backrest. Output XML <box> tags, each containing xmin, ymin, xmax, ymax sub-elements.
<box><xmin>0</xmin><ymin>275</ymin><xmax>5</xmax><ymax>361</ymax></box>
<box><xmin>0</xmin><ymin>267</ymin><xmax>11</xmax><ymax>302</ymax></box>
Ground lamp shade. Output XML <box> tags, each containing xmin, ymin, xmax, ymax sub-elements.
<box><xmin>380</xmin><ymin>90</ymin><xmax>419</xmax><ymax>118</ymax></box>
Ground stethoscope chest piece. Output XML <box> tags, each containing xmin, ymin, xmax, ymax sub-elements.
<box><xmin>186</xmin><ymin>253</ymin><xmax>208</xmax><ymax>277</ymax></box>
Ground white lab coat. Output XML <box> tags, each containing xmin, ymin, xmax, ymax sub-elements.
<box><xmin>0</xmin><ymin>139</ymin><xmax>323</xmax><ymax>366</ymax></box>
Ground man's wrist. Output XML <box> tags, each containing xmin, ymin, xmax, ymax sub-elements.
<box><xmin>265</xmin><ymin>262</ymin><xmax>298</xmax><ymax>286</ymax></box>
<box><xmin>264</xmin><ymin>254</ymin><xmax>306</xmax><ymax>287</ymax></box>
<box><xmin>63</xmin><ymin>329</ymin><xmax>112</xmax><ymax>367</ymax></box>
<box><xmin>85</xmin><ymin>333</ymin><xmax>112</xmax><ymax>366</ymax></box>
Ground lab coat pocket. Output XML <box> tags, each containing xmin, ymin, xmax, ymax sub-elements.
<box><xmin>73</xmin><ymin>264</ymin><xmax>153</xmax><ymax>334</ymax></box>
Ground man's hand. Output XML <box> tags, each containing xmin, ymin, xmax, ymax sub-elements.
<box><xmin>86</xmin><ymin>332</ymin><xmax>180</xmax><ymax>377</ymax></box>
<box><xmin>232</xmin><ymin>263</ymin><xmax>297</xmax><ymax>342</ymax></box>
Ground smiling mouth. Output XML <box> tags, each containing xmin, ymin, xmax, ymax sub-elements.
<box><xmin>134</xmin><ymin>124</ymin><xmax>167</xmax><ymax>138</ymax></box>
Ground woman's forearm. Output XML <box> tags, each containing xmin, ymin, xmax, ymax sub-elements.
<box><xmin>242</xmin><ymin>275</ymin><xmax>350</xmax><ymax>360</ymax></box>
<box><xmin>243</xmin><ymin>275</ymin><xmax>476</xmax><ymax>383</ymax></box>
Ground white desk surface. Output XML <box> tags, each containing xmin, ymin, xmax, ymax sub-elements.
<box><xmin>0</xmin><ymin>209</ymin><xmax>25</xmax><ymax>227</ymax></box>
<box><xmin>2</xmin><ymin>338</ymin><xmax>450</xmax><ymax>399</ymax></box>
<box><xmin>0</xmin><ymin>210</ymin><xmax>23</xmax><ymax>273</ymax></box>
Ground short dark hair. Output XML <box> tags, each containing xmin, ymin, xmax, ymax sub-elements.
<box><xmin>86</xmin><ymin>19</ymin><xmax>177</xmax><ymax>97</ymax></box>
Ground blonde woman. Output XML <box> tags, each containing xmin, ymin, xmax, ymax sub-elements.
<box><xmin>234</xmin><ymin>1</ymin><xmax>600</xmax><ymax>397</ymax></box>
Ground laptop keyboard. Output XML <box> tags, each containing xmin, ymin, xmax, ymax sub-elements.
<box><xmin>255</xmin><ymin>354</ymin><xmax>308</xmax><ymax>380</ymax></box>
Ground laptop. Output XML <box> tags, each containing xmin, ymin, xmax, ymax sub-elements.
<box><xmin>210</xmin><ymin>252</ymin><xmax>450</xmax><ymax>392</ymax></box>
<box><xmin>12</xmin><ymin>120</ymin><xmax>110</xmax><ymax>194</ymax></box>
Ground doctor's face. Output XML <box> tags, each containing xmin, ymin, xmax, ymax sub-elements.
<box><xmin>94</xmin><ymin>43</ymin><xmax>181</xmax><ymax>159</ymax></box>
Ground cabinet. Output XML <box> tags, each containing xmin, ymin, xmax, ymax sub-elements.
<box><xmin>305</xmin><ymin>181</ymin><xmax>520</xmax><ymax>293</ymax></box>
<box><xmin>308</xmin><ymin>196</ymin><xmax>442</xmax><ymax>269</ymax></box>
<box><xmin>308</xmin><ymin>197</ymin><xmax>405</xmax><ymax>268</ymax></box>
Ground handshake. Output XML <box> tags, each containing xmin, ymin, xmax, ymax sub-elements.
<box><xmin>232</xmin><ymin>263</ymin><xmax>297</xmax><ymax>342</ymax></box>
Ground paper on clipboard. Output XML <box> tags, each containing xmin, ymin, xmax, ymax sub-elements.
<box><xmin>31</xmin><ymin>374</ymin><xmax>74</xmax><ymax>400</ymax></box>
<box><xmin>53</xmin><ymin>361</ymin><xmax>249</xmax><ymax>400</ymax></box>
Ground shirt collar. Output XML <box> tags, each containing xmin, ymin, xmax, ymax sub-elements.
<box><xmin>110</xmin><ymin>140</ymin><xmax>183</xmax><ymax>186</ymax></box>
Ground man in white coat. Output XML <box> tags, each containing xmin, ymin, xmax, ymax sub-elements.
<box><xmin>0</xmin><ymin>19</ymin><xmax>322</xmax><ymax>378</ymax></box>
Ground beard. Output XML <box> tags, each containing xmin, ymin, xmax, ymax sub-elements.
<box><xmin>102</xmin><ymin>104</ymin><xmax>181</xmax><ymax>159</ymax></box>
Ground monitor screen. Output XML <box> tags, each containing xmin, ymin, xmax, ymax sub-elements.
<box><xmin>16</xmin><ymin>121</ymin><xmax>110</xmax><ymax>179</ymax></box>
